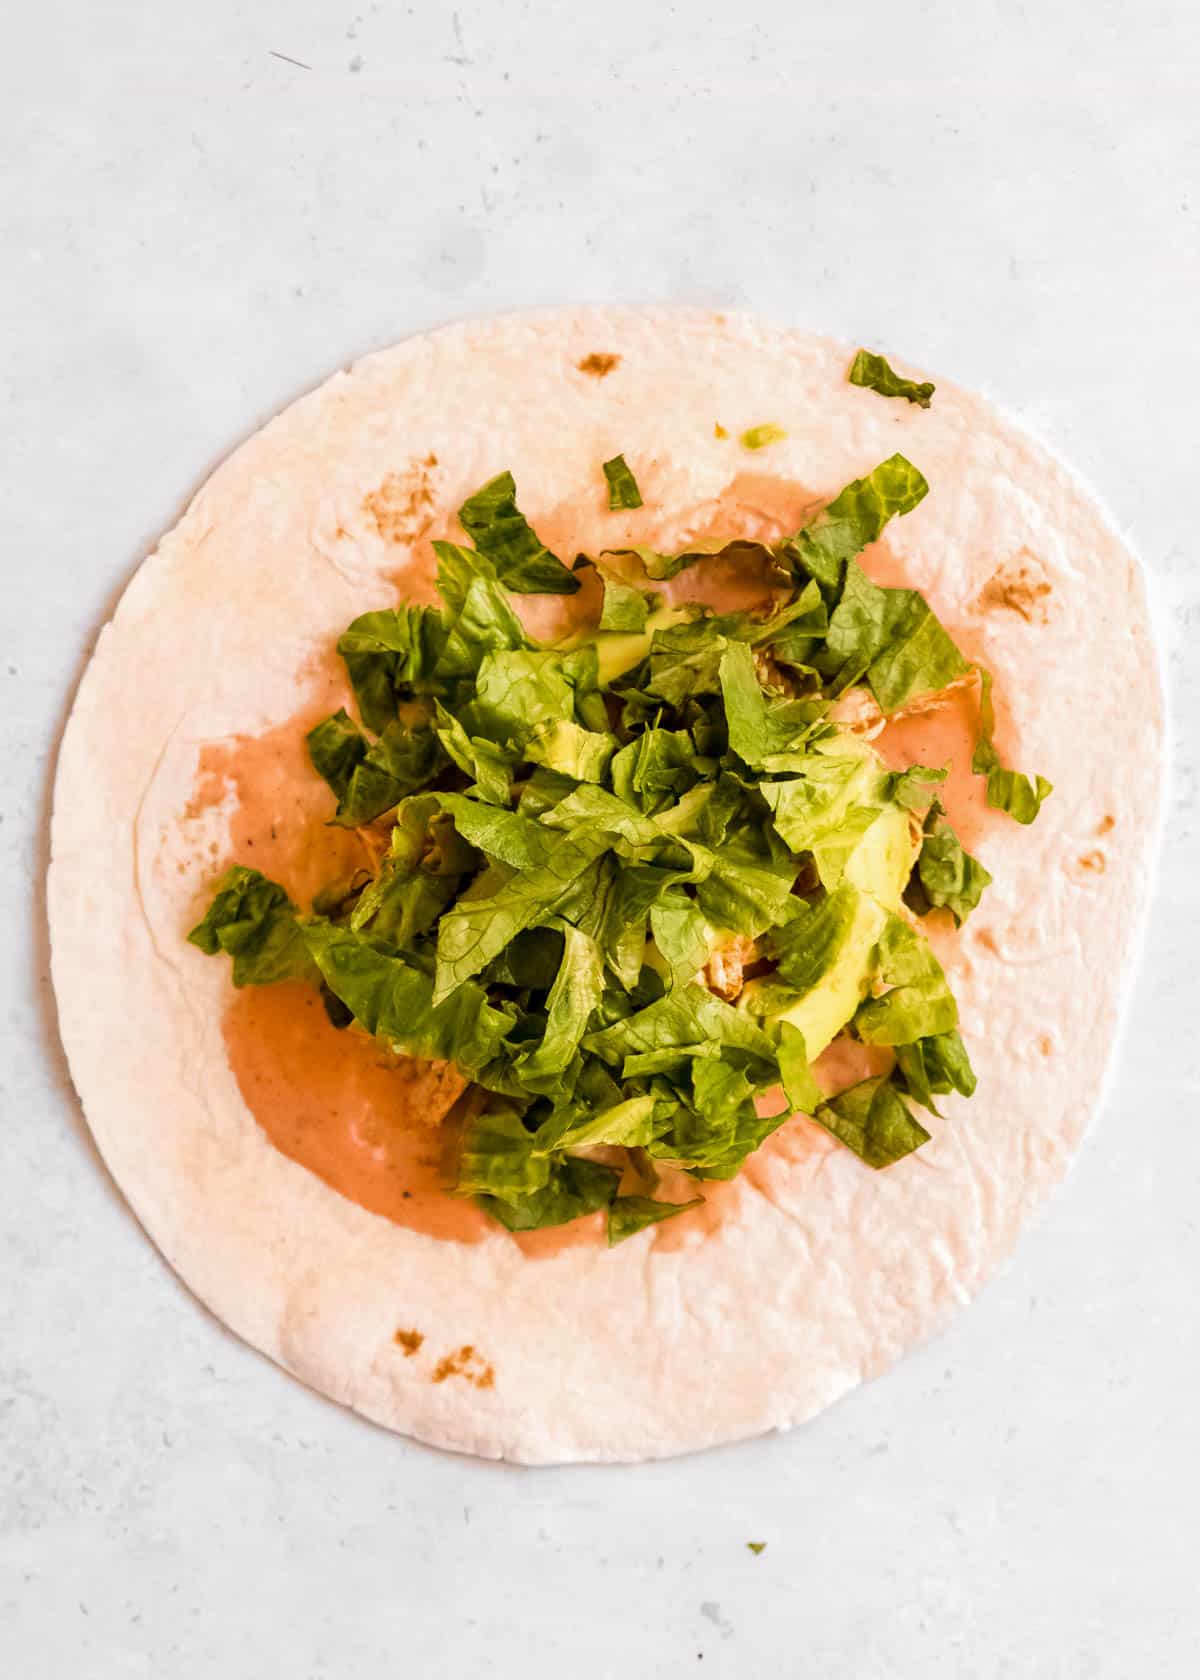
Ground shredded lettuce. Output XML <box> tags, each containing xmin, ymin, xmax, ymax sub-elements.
<box><xmin>777</xmin><ymin>454</ymin><xmax>928</xmax><ymax>596</ymax></box>
<box><xmin>188</xmin><ymin>865</ymin><xmax>315</xmax><ymax>987</ymax></box>
<box><xmin>848</xmin><ymin>349</ymin><xmax>935</xmax><ymax>409</ymax></box>
<box><xmin>972</xmin><ymin>669</ymin><xmax>1053</xmax><ymax>824</ymax></box>
<box><xmin>190</xmin><ymin>450</ymin><xmax>1044</xmax><ymax>1234</ymax></box>
<box><xmin>602</xmin><ymin>454</ymin><xmax>644</xmax><ymax>511</ymax></box>
<box><xmin>607</xmin><ymin>1196</ymin><xmax>702</xmax><ymax>1245</ymax></box>
<box><xmin>457</xmin><ymin>472</ymin><xmax>580</xmax><ymax>595</ymax></box>
<box><xmin>814</xmin><ymin>1077</ymin><xmax>930</xmax><ymax>1169</ymax></box>
<box><xmin>904</xmin><ymin>807</ymin><xmax>992</xmax><ymax>925</ymax></box>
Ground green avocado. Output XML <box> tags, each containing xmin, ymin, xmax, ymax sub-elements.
<box><xmin>741</xmin><ymin>747</ymin><xmax>920</xmax><ymax>1060</ymax></box>
<box><xmin>591</xmin><ymin>603</ymin><xmax>693</xmax><ymax>686</ymax></box>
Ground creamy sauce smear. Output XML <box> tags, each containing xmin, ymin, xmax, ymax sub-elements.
<box><xmin>200</xmin><ymin>484</ymin><xmax>1000</xmax><ymax>1254</ymax></box>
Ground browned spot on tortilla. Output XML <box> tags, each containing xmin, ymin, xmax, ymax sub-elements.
<box><xmin>432</xmin><ymin>1345</ymin><xmax>494</xmax><ymax>1389</ymax></box>
<box><xmin>1097</xmin><ymin>814</ymin><xmax>1116</xmax><ymax>835</ymax></box>
<box><xmin>1077</xmin><ymin>850</ymin><xmax>1107</xmax><ymax>873</ymax></box>
<box><xmin>577</xmin><ymin>351</ymin><xmax>620</xmax><ymax>377</ymax></box>
<box><xmin>1038</xmin><ymin>1035</ymin><xmax>1055</xmax><ymax>1057</ymax></box>
<box><xmin>394</xmin><ymin>1329</ymin><xmax>424</xmax><ymax>1356</ymax></box>
<box><xmin>978</xmin><ymin>552</ymin><xmax>1052</xmax><ymax>623</ymax></box>
<box><xmin>363</xmin><ymin>456</ymin><xmax>439</xmax><ymax>544</ymax></box>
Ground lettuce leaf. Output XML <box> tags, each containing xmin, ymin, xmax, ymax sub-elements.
<box><xmin>456</xmin><ymin>1104</ymin><xmax>551</xmax><ymax>1203</ymax></box>
<box><xmin>777</xmin><ymin>1022</ymin><xmax>821</xmax><ymax>1114</ymax></box>
<box><xmin>764</xmin><ymin>884</ymin><xmax>863</xmax><ymax>993</ymax></box>
<box><xmin>894</xmin><ymin>1029</ymin><xmax>976</xmax><ymax>1113</ymax></box>
<box><xmin>525</xmin><ymin>719</ymin><xmax>618</xmax><ymax>784</ymax></box>
<box><xmin>514</xmin><ymin>925</ymin><xmax>605</xmax><ymax>1090</ymax></box>
<box><xmin>610</xmin><ymin>728</ymin><xmax>702</xmax><ymax>815</ymax></box>
<box><xmin>335</xmin><ymin>606</ymin><xmax>443</xmax><ymax>734</ymax></box>
<box><xmin>662</xmin><ymin>1059</ymin><xmax>789</xmax><ymax>1178</ymax></box>
<box><xmin>598</xmin><ymin>574</ymin><xmax>652</xmax><ymax>633</ymax></box>
<box><xmin>757</xmin><ymin>756</ymin><xmax>868</xmax><ymax>853</ymax></box>
<box><xmin>457</xmin><ymin>471</ymin><xmax>580</xmax><ymax>595</ymax></box>
<box><xmin>695</xmin><ymin>853</ymin><xmax>797</xmax><ymax>940</ymax></box>
<box><xmin>819</xmin><ymin>561</ymin><xmax>968</xmax><ymax>708</ymax></box>
<box><xmin>885</xmin><ymin>764</ymin><xmax>948</xmax><ymax>813</ymax></box>
<box><xmin>468</xmin><ymin>648</ymin><xmax>579</xmax><ymax>745</ymax></box>
<box><xmin>187</xmin><ymin>865</ymin><xmax>316</xmax><ymax>985</ymax></box>
<box><xmin>434</xmin><ymin>828</ymin><xmax>611</xmax><ymax>1001</ymax></box>
<box><xmin>602</xmin><ymin>454</ymin><xmax>644</xmax><ymax>511</ymax></box>
<box><xmin>853</xmin><ymin>915</ymin><xmax>958</xmax><ymax>1046</ymax></box>
<box><xmin>777</xmin><ymin>454</ymin><xmax>929</xmax><ymax>595</ymax></box>
<box><xmin>431</xmin><ymin>542</ymin><xmax>533</xmax><ymax>679</ymax></box>
<box><xmin>814</xmin><ymin>1076</ymin><xmax>930</xmax><ymax>1168</ymax></box>
<box><xmin>538</xmin><ymin>1093</ymin><xmax>659</xmax><ymax>1154</ymax></box>
<box><xmin>329</xmin><ymin>718</ymin><xmax>443</xmax><ymax>827</ymax></box>
<box><xmin>848</xmin><ymin>349</ymin><xmax>935</xmax><ymax>408</ymax></box>
<box><xmin>432</xmin><ymin>702</ymin><xmax>513</xmax><ymax>805</ymax></box>
<box><xmin>476</xmin><ymin>1155</ymin><xmax>621</xmax><ymax>1232</ymax></box>
<box><xmin>303</xmin><ymin>922</ymin><xmax>513</xmax><ymax>1072</ymax></box>
<box><xmin>306</xmin><ymin>708</ymin><xmax>367</xmax><ymax>801</ymax></box>
<box><xmin>602</xmin><ymin>537</ymin><xmax>770</xmax><ymax>585</ymax></box>
<box><xmin>972</xmin><ymin>669</ymin><xmax>1053</xmax><ymax>823</ymax></box>
<box><xmin>904</xmin><ymin>810</ymin><xmax>992</xmax><ymax>925</ymax></box>
<box><xmin>607</xmin><ymin>1196</ymin><xmax>701</xmax><ymax>1245</ymax></box>
<box><xmin>585</xmin><ymin>982</ymin><xmax>777</xmax><ymax>1074</ymax></box>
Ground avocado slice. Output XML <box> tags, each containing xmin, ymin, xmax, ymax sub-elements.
<box><xmin>748</xmin><ymin>884</ymin><xmax>889</xmax><ymax>1057</ymax></box>
<box><xmin>741</xmin><ymin>743</ymin><xmax>921</xmax><ymax>1061</ymax></box>
<box><xmin>591</xmin><ymin>603</ymin><xmax>693</xmax><ymax>686</ymax></box>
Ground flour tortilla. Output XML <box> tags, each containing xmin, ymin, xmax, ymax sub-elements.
<box><xmin>49</xmin><ymin>310</ymin><xmax>1164</xmax><ymax>1463</ymax></box>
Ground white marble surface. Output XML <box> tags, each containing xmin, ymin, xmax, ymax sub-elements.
<box><xmin>3</xmin><ymin>3</ymin><xmax>1199</xmax><ymax>1675</ymax></box>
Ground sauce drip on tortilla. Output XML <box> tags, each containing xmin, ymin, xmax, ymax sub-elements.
<box><xmin>199</xmin><ymin>474</ymin><xmax>1004</xmax><ymax>1253</ymax></box>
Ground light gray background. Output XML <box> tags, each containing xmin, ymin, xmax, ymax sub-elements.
<box><xmin>3</xmin><ymin>3</ymin><xmax>1198</xmax><ymax>1676</ymax></box>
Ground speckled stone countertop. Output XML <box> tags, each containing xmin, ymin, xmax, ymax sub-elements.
<box><xmin>3</xmin><ymin>3</ymin><xmax>1198</xmax><ymax>1675</ymax></box>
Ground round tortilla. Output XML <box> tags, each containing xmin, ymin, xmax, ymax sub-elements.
<box><xmin>49</xmin><ymin>309</ymin><xmax>1164</xmax><ymax>1463</ymax></box>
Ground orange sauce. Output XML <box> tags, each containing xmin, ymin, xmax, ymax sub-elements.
<box><xmin>197</xmin><ymin>478</ymin><xmax>997</xmax><ymax>1254</ymax></box>
<box><xmin>224</xmin><ymin>981</ymin><xmax>490</xmax><ymax>1242</ymax></box>
<box><xmin>189</xmin><ymin>665</ymin><xmax>365</xmax><ymax>910</ymax></box>
<box><xmin>873</xmin><ymin>683</ymin><xmax>994</xmax><ymax>851</ymax></box>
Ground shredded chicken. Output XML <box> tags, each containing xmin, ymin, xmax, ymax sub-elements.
<box><xmin>705</xmin><ymin>934</ymin><xmax>757</xmax><ymax>1002</ymax></box>
<box><xmin>827</xmin><ymin>668</ymin><xmax>978</xmax><ymax>739</ymax></box>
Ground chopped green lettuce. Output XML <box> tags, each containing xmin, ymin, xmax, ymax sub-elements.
<box><xmin>904</xmin><ymin>808</ymin><xmax>992</xmax><ymax>925</ymax></box>
<box><xmin>973</xmin><ymin>668</ymin><xmax>1053</xmax><ymax>823</ymax></box>
<box><xmin>597</xmin><ymin>573</ymin><xmax>653</xmax><ymax>633</ymax></box>
<box><xmin>814</xmin><ymin>1076</ymin><xmax>930</xmax><ymax>1168</ymax></box>
<box><xmin>607</xmin><ymin>1196</ymin><xmax>702</xmax><ymax>1245</ymax></box>
<box><xmin>848</xmin><ymin>349</ymin><xmax>935</xmax><ymax>408</ymax></box>
<box><xmin>819</xmin><ymin>562</ymin><xmax>969</xmax><ymax>708</ymax></box>
<box><xmin>602</xmin><ymin>454</ymin><xmax>644</xmax><ymax>510</ymax></box>
<box><xmin>188</xmin><ymin>446</ymin><xmax>1040</xmax><ymax>1234</ymax></box>
<box><xmin>306</xmin><ymin>708</ymin><xmax>368</xmax><ymax>801</ymax></box>
<box><xmin>777</xmin><ymin>454</ymin><xmax>928</xmax><ymax>595</ymax></box>
<box><xmin>458</xmin><ymin>472</ymin><xmax>580</xmax><ymax>595</ymax></box>
<box><xmin>188</xmin><ymin>865</ymin><xmax>315</xmax><ymax>986</ymax></box>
